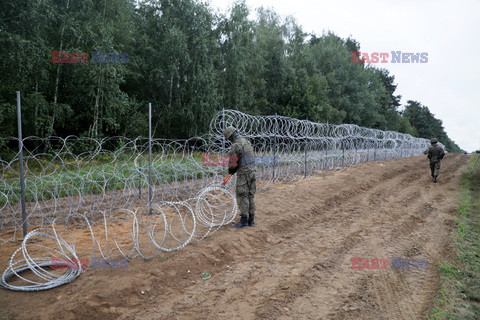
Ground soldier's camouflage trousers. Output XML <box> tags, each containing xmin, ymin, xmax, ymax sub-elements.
<box><xmin>430</xmin><ymin>161</ymin><xmax>441</xmax><ymax>177</ymax></box>
<box><xmin>236</xmin><ymin>169</ymin><xmax>256</xmax><ymax>218</ymax></box>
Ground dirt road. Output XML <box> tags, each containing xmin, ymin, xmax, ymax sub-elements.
<box><xmin>0</xmin><ymin>153</ymin><xmax>468</xmax><ymax>319</ymax></box>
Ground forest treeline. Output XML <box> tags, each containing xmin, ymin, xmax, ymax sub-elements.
<box><xmin>0</xmin><ymin>0</ymin><xmax>463</xmax><ymax>152</ymax></box>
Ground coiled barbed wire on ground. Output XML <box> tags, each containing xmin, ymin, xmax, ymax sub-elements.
<box><xmin>1</xmin><ymin>186</ymin><xmax>237</xmax><ymax>291</ymax></box>
<box><xmin>0</xmin><ymin>110</ymin><xmax>442</xmax><ymax>291</ymax></box>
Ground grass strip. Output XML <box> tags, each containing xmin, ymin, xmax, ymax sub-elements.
<box><xmin>428</xmin><ymin>154</ymin><xmax>480</xmax><ymax>319</ymax></box>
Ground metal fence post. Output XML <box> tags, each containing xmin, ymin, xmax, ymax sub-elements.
<box><xmin>304</xmin><ymin>139</ymin><xmax>307</xmax><ymax>178</ymax></box>
<box><xmin>17</xmin><ymin>91</ymin><xmax>27</xmax><ymax>237</ymax></box>
<box><xmin>138</xmin><ymin>158</ymin><xmax>142</xmax><ymax>199</ymax></box>
<box><xmin>273</xmin><ymin>113</ymin><xmax>277</xmax><ymax>183</ymax></box>
<box><xmin>342</xmin><ymin>139</ymin><xmax>345</xmax><ymax>168</ymax></box>
<box><xmin>222</xmin><ymin>108</ymin><xmax>225</xmax><ymax>157</ymax></box>
<box><xmin>148</xmin><ymin>103</ymin><xmax>152</xmax><ymax>214</ymax></box>
<box><xmin>325</xmin><ymin>140</ymin><xmax>328</xmax><ymax>171</ymax></box>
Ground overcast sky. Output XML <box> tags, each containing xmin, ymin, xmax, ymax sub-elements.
<box><xmin>208</xmin><ymin>0</ymin><xmax>480</xmax><ymax>152</ymax></box>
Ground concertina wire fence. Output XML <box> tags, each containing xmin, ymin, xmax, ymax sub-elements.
<box><xmin>0</xmin><ymin>109</ymin><xmax>441</xmax><ymax>291</ymax></box>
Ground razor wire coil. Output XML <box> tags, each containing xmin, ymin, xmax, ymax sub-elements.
<box><xmin>0</xmin><ymin>109</ymin><xmax>441</xmax><ymax>291</ymax></box>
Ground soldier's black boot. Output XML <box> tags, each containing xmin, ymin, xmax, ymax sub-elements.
<box><xmin>248</xmin><ymin>214</ymin><xmax>255</xmax><ymax>227</ymax></box>
<box><xmin>433</xmin><ymin>175</ymin><xmax>437</xmax><ymax>183</ymax></box>
<box><xmin>232</xmin><ymin>215</ymin><xmax>248</xmax><ymax>228</ymax></box>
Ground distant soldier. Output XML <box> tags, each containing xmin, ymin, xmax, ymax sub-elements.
<box><xmin>424</xmin><ymin>138</ymin><xmax>445</xmax><ymax>183</ymax></box>
<box><xmin>224</xmin><ymin>126</ymin><xmax>256</xmax><ymax>228</ymax></box>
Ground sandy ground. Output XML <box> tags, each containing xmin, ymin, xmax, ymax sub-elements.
<box><xmin>0</xmin><ymin>153</ymin><xmax>468</xmax><ymax>319</ymax></box>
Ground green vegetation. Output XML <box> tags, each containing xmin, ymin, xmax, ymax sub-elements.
<box><xmin>428</xmin><ymin>155</ymin><xmax>480</xmax><ymax>319</ymax></box>
<box><xmin>403</xmin><ymin>101</ymin><xmax>463</xmax><ymax>154</ymax></box>
<box><xmin>0</xmin><ymin>0</ymin><xmax>463</xmax><ymax>152</ymax></box>
<box><xmin>0</xmin><ymin>153</ymin><xmax>224</xmax><ymax>206</ymax></box>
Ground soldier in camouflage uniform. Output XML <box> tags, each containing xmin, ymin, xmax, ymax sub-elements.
<box><xmin>224</xmin><ymin>126</ymin><xmax>256</xmax><ymax>228</ymax></box>
<box><xmin>423</xmin><ymin>138</ymin><xmax>445</xmax><ymax>183</ymax></box>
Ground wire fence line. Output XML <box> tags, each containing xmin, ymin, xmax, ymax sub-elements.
<box><xmin>0</xmin><ymin>109</ymin><xmax>440</xmax><ymax>291</ymax></box>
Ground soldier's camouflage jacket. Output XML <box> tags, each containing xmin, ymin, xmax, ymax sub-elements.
<box><xmin>424</xmin><ymin>145</ymin><xmax>445</xmax><ymax>163</ymax></box>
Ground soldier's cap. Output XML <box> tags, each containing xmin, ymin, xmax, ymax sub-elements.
<box><xmin>430</xmin><ymin>138</ymin><xmax>438</xmax><ymax>144</ymax></box>
<box><xmin>223</xmin><ymin>126</ymin><xmax>237</xmax><ymax>140</ymax></box>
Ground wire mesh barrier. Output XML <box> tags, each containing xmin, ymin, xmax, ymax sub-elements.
<box><xmin>0</xmin><ymin>109</ymin><xmax>440</xmax><ymax>291</ymax></box>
